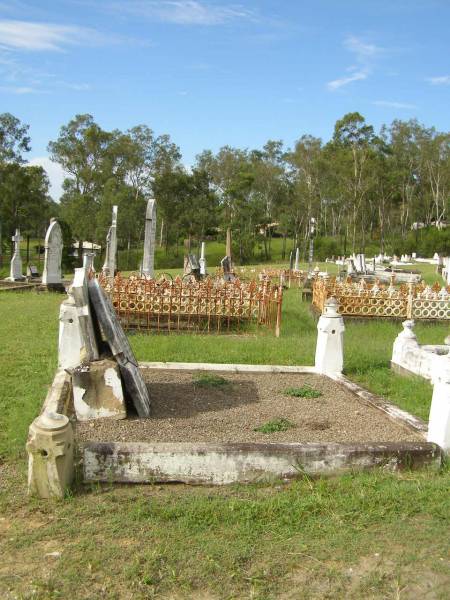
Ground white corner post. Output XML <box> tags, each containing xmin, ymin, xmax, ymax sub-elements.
<box><xmin>142</xmin><ymin>199</ymin><xmax>156</xmax><ymax>278</ymax></box>
<box><xmin>26</xmin><ymin>411</ymin><xmax>74</xmax><ymax>498</ymax></box>
<box><xmin>428</xmin><ymin>355</ymin><xmax>450</xmax><ymax>453</ymax></box>
<box><xmin>315</xmin><ymin>297</ymin><xmax>345</xmax><ymax>375</ymax></box>
<box><xmin>392</xmin><ymin>320</ymin><xmax>419</xmax><ymax>366</ymax></box>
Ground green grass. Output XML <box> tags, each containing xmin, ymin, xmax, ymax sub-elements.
<box><xmin>1</xmin><ymin>262</ymin><xmax>449</xmax><ymax>599</ymax></box>
<box><xmin>254</xmin><ymin>418</ymin><xmax>295</xmax><ymax>433</ymax></box>
<box><xmin>284</xmin><ymin>385</ymin><xmax>323</xmax><ymax>399</ymax></box>
<box><xmin>193</xmin><ymin>373</ymin><xmax>230</xmax><ymax>387</ymax></box>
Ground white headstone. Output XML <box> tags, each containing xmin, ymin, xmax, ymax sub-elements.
<box><xmin>142</xmin><ymin>199</ymin><xmax>156</xmax><ymax>278</ymax></box>
<box><xmin>58</xmin><ymin>289</ymin><xmax>83</xmax><ymax>370</ymax></box>
<box><xmin>315</xmin><ymin>297</ymin><xmax>345</xmax><ymax>375</ymax></box>
<box><xmin>199</xmin><ymin>241</ymin><xmax>207</xmax><ymax>276</ymax></box>
<box><xmin>7</xmin><ymin>228</ymin><xmax>24</xmax><ymax>281</ymax></box>
<box><xmin>355</xmin><ymin>253</ymin><xmax>366</xmax><ymax>273</ymax></box>
<box><xmin>294</xmin><ymin>247</ymin><xmax>300</xmax><ymax>271</ymax></box>
<box><xmin>102</xmin><ymin>206</ymin><xmax>118</xmax><ymax>276</ymax></box>
<box><xmin>42</xmin><ymin>219</ymin><xmax>63</xmax><ymax>285</ymax></box>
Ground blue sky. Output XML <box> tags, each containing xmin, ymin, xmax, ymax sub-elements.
<box><xmin>1</xmin><ymin>0</ymin><xmax>449</xmax><ymax>199</ymax></box>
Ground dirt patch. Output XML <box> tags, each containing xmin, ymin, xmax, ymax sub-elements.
<box><xmin>75</xmin><ymin>370</ymin><xmax>421</xmax><ymax>444</ymax></box>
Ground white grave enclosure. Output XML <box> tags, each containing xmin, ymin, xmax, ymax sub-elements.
<box><xmin>42</xmin><ymin>219</ymin><xmax>63</xmax><ymax>286</ymax></box>
<box><xmin>142</xmin><ymin>199</ymin><xmax>156</xmax><ymax>277</ymax></box>
<box><xmin>391</xmin><ymin>320</ymin><xmax>449</xmax><ymax>381</ymax></box>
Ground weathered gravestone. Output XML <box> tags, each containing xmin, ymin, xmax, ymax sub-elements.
<box><xmin>27</xmin><ymin>265</ymin><xmax>40</xmax><ymax>278</ymax></box>
<box><xmin>221</xmin><ymin>256</ymin><xmax>234</xmax><ymax>282</ymax></box>
<box><xmin>294</xmin><ymin>247</ymin><xmax>300</xmax><ymax>271</ymax></box>
<box><xmin>142</xmin><ymin>199</ymin><xmax>156</xmax><ymax>278</ymax></box>
<box><xmin>83</xmin><ymin>253</ymin><xmax>95</xmax><ymax>272</ymax></box>
<box><xmin>71</xmin><ymin>267</ymin><xmax>99</xmax><ymax>363</ymax></box>
<box><xmin>87</xmin><ymin>277</ymin><xmax>152</xmax><ymax>417</ymax></box>
<box><xmin>6</xmin><ymin>229</ymin><xmax>25</xmax><ymax>281</ymax></box>
<box><xmin>42</xmin><ymin>219</ymin><xmax>64</xmax><ymax>291</ymax></box>
<box><xmin>289</xmin><ymin>251</ymin><xmax>294</xmax><ymax>271</ymax></box>
<box><xmin>199</xmin><ymin>241</ymin><xmax>207</xmax><ymax>276</ymax></box>
<box><xmin>102</xmin><ymin>205</ymin><xmax>118</xmax><ymax>276</ymax></box>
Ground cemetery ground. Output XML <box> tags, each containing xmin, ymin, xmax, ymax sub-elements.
<box><xmin>1</xmin><ymin>276</ymin><xmax>449</xmax><ymax>599</ymax></box>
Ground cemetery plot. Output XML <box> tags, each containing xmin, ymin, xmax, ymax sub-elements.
<box><xmin>76</xmin><ymin>370</ymin><xmax>422</xmax><ymax>444</ymax></box>
<box><xmin>313</xmin><ymin>276</ymin><xmax>450</xmax><ymax>320</ymax></box>
<box><xmin>98</xmin><ymin>273</ymin><xmax>283</xmax><ymax>335</ymax></box>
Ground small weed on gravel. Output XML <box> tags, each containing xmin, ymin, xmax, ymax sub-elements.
<box><xmin>254</xmin><ymin>418</ymin><xmax>295</xmax><ymax>433</ymax></box>
<box><xmin>193</xmin><ymin>373</ymin><xmax>230</xmax><ymax>388</ymax></box>
<box><xmin>284</xmin><ymin>385</ymin><xmax>322</xmax><ymax>399</ymax></box>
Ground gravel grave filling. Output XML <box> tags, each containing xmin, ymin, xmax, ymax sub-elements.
<box><xmin>75</xmin><ymin>370</ymin><xmax>421</xmax><ymax>444</ymax></box>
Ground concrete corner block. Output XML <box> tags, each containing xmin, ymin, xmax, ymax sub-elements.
<box><xmin>26</xmin><ymin>411</ymin><xmax>74</xmax><ymax>499</ymax></box>
<box><xmin>72</xmin><ymin>359</ymin><xmax>127</xmax><ymax>421</ymax></box>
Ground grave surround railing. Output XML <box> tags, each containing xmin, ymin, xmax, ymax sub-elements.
<box><xmin>98</xmin><ymin>273</ymin><xmax>283</xmax><ymax>335</ymax></box>
<box><xmin>312</xmin><ymin>276</ymin><xmax>450</xmax><ymax>320</ymax></box>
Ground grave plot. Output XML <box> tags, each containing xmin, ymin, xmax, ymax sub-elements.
<box><xmin>76</xmin><ymin>370</ymin><xmax>422</xmax><ymax>445</ymax></box>
<box><xmin>26</xmin><ymin>271</ymin><xmax>443</xmax><ymax>498</ymax></box>
<box><xmin>313</xmin><ymin>276</ymin><xmax>450</xmax><ymax>321</ymax></box>
<box><xmin>98</xmin><ymin>273</ymin><xmax>283</xmax><ymax>336</ymax></box>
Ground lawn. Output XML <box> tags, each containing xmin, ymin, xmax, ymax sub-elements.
<box><xmin>0</xmin><ymin>272</ymin><xmax>449</xmax><ymax>599</ymax></box>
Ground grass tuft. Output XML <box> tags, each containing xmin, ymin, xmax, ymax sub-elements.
<box><xmin>284</xmin><ymin>385</ymin><xmax>323</xmax><ymax>398</ymax></box>
<box><xmin>254</xmin><ymin>418</ymin><xmax>295</xmax><ymax>433</ymax></box>
<box><xmin>193</xmin><ymin>373</ymin><xmax>230</xmax><ymax>388</ymax></box>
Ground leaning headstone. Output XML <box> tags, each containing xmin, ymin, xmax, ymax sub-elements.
<box><xmin>42</xmin><ymin>219</ymin><xmax>64</xmax><ymax>291</ymax></box>
<box><xmin>6</xmin><ymin>228</ymin><xmax>25</xmax><ymax>281</ymax></box>
<box><xmin>199</xmin><ymin>242</ymin><xmax>207</xmax><ymax>276</ymax></box>
<box><xmin>142</xmin><ymin>199</ymin><xmax>156</xmax><ymax>278</ymax></box>
<box><xmin>87</xmin><ymin>277</ymin><xmax>151</xmax><ymax>417</ymax></box>
<box><xmin>71</xmin><ymin>267</ymin><xmax>100</xmax><ymax>363</ymax></box>
<box><xmin>102</xmin><ymin>205</ymin><xmax>118</xmax><ymax>276</ymax></box>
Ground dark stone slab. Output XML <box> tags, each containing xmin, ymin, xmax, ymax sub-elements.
<box><xmin>87</xmin><ymin>278</ymin><xmax>151</xmax><ymax>417</ymax></box>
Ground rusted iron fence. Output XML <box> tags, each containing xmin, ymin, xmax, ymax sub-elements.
<box><xmin>98</xmin><ymin>273</ymin><xmax>283</xmax><ymax>335</ymax></box>
<box><xmin>313</xmin><ymin>277</ymin><xmax>450</xmax><ymax>320</ymax></box>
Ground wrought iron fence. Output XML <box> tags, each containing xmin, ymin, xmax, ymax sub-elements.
<box><xmin>312</xmin><ymin>276</ymin><xmax>450</xmax><ymax>321</ymax></box>
<box><xmin>98</xmin><ymin>273</ymin><xmax>283</xmax><ymax>335</ymax></box>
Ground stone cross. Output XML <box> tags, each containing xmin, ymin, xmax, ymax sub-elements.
<box><xmin>42</xmin><ymin>219</ymin><xmax>63</xmax><ymax>286</ymax></box>
<box><xmin>199</xmin><ymin>242</ymin><xmax>207</xmax><ymax>276</ymax></box>
<box><xmin>8</xmin><ymin>228</ymin><xmax>24</xmax><ymax>281</ymax></box>
<box><xmin>294</xmin><ymin>247</ymin><xmax>300</xmax><ymax>271</ymax></box>
<box><xmin>142</xmin><ymin>199</ymin><xmax>156</xmax><ymax>278</ymax></box>
<box><xmin>102</xmin><ymin>206</ymin><xmax>118</xmax><ymax>276</ymax></box>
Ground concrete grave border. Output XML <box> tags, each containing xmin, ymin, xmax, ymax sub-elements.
<box><xmin>81</xmin><ymin>361</ymin><xmax>441</xmax><ymax>485</ymax></box>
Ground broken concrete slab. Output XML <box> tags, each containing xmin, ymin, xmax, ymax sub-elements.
<box><xmin>72</xmin><ymin>359</ymin><xmax>126</xmax><ymax>421</ymax></box>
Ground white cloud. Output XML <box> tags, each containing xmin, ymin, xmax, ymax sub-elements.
<box><xmin>0</xmin><ymin>19</ymin><xmax>108</xmax><ymax>51</ymax></box>
<box><xmin>112</xmin><ymin>1</ymin><xmax>253</xmax><ymax>25</ymax></box>
<box><xmin>426</xmin><ymin>75</ymin><xmax>450</xmax><ymax>85</ymax></box>
<box><xmin>327</xmin><ymin>70</ymin><xmax>368</xmax><ymax>90</ymax></box>
<box><xmin>373</xmin><ymin>100</ymin><xmax>417</xmax><ymax>109</ymax></box>
<box><xmin>28</xmin><ymin>156</ymin><xmax>67</xmax><ymax>201</ymax></box>
<box><xmin>0</xmin><ymin>84</ymin><xmax>40</xmax><ymax>93</ymax></box>
<box><xmin>344</xmin><ymin>35</ymin><xmax>383</xmax><ymax>60</ymax></box>
<box><xmin>327</xmin><ymin>35</ymin><xmax>384</xmax><ymax>91</ymax></box>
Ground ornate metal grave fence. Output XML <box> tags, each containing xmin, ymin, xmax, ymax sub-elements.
<box><xmin>312</xmin><ymin>277</ymin><xmax>450</xmax><ymax>321</ymax></box>
<box><xmin>98</xmin><ymin>273</ymin><xmax>283</xmax><ymax>335</ymax></box>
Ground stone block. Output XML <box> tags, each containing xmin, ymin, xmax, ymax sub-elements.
<box><xmin>72</xmin><ymin>359</ymin><xmax>126</xmax><ymax>421</ymax></box>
